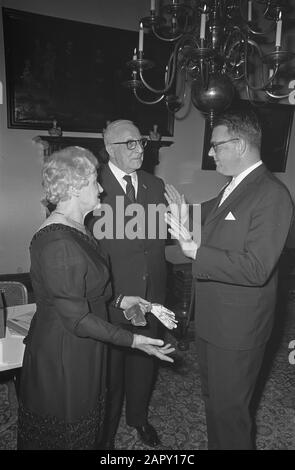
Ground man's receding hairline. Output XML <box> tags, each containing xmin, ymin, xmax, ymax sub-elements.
<box><xmin>104</xmin><ymin>120</ymin><xmax>140</xmax><ymax>143</ymax></box>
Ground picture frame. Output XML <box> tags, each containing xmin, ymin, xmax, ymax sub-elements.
<box><xmin>2</xmin><ymin>8</ymin><xmax>174</xmax><ymax>136</ymax></box>
<box><xmin>201</xmin><ymin>100</ymin><xmax>294</xmax><ymax>172</ymax></box>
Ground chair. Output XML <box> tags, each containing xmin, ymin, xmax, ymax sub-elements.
<box><xmin>0</xmin><ymin>281</ymin><xmax>28</xmax><ymax>307</ymax></box>
<box><xmin>0</xmin><ymin>281</ymin><xmax>28</xmax><ymax>396</ymax></box>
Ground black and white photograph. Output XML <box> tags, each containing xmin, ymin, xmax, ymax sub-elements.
<box><xmin>0</xmin><ymin>0</ymin><xmax>295</xmax><ymax>456</ymax></box>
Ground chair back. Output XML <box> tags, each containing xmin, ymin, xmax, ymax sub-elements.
<box><xmin>0</xmin><ymin>281</ymin><xmax>28</xmax><ymax>307</ymax></box>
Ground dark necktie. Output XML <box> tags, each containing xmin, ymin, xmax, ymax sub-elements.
<box><xmin>123</xmin><ymin>175</ymin><xmax>136</xmax><ymax>203</ymax></box>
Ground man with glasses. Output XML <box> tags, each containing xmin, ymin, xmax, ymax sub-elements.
<box><xmin>88</xmin><ymin>119</ymin><xmax>167</xmax><ymax>449</ymax></box>
<box><xmin>165</xmin><ymin>109</ymin><xmax>294</xmax><ymax>449</ymax></box>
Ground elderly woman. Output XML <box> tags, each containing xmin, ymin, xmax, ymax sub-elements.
<box><xmin>17</xmin><ymin>146</ymin><xmax>174</xmax><ymax>450</ymax></box>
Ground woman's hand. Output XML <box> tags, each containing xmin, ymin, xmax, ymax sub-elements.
<box><xmin>165</xmin><ymin>212</ymin><xmax>198</xmax><ymax>260</ymax></box>
<box><xmin>132</xmin><ymin>335</ymin><xmax>175</xmax><ymax>363</ymax></box>
<box><xmin>121</xmin><ymin>296</ymin><xmax>151</xmax><ymax>313</ymax></box>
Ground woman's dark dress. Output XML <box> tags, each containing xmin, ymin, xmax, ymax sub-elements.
<box><xmin>17</xmin><ymin>224</ymin><xmax>133</xmax><ymax>450</ymax></box>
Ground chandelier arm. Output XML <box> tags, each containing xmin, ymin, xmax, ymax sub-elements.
<box><xmin>225</xmin><ymin>33</ymin><xmax>251</xmax><ymax>82</ymax></box>
<box><xmin>243</xmin><ymin>40</ymin><xmax>280</xmax><ymax>92</ymax></box>
<box><xmin>138</xmin><ymin>33</ymin><xmax>197</xmax><ymax>95</ymax></box>
<box><xmin>162</xmin><ymin>50</ymin><xmax>178</xmax><ymax>91</ymax></box>
<box><xmin>133</xmin><ymin>89</ymin><xmax>165</xmax><ymax>105</ymax></box>
<box><xmin>231</xmin><ymin>64</ymin><xmax>280</xmax><ymax>86</ymax></box>
<box><xmin>170</xmin><ymin>41</ymin><xmax>183</xmax><ymax>78</ymax></box>
<box><xmin>246</xmin><ymin>23</ymin><xmax>275</xmax><ymax>36</ymax></box>
<box><xmin>151</xmin><ymin>3</ymin><xmax>198</xmax><ymax>43</ymax></box>
<box><xmin>151</xmin><ymin>25</ymin><xmax>185</xmax><ymax>43</ymax></box>
<box><xmin>263</xmin><ymin>64</ymin><xmax>280</xmax><ymax>88</ymax></box>
<box><xmin>262</xmin><ymin>1</ymin><xmax>272</xmax><ymax>18</ymax></box>
<box><xmin>173</xmin><ymin>66</ymin><xmax>187</xmax><ymax>110</ymax></box>
<box><xmin>178</xmin><ymin>34</ymin><xmax>201</xmax><ymax>51</ymax></box>
<box><xmin>265</xmin><ymin>90</ymin><xmax>291</xmax><ymax>100</ymax></box>
<box><xmin>223</xmin><ymin>26</ymin><xmax>243</xmax><ymax>56</ymax></box>
<box><xmin>245</xmin><ymin>85</ymin><xmax>267</xmax><ymax>107</ymax></box>
<box><xmin>165</xmin><ymin>53</ymin><xmax>175</xmax><ymax>89</ymax></box>
<box><xmin>137</xmin><ymin>47</ymin><xmax>177</xmax><ymax>95</ymax></box>
<box><xmin>226</xmin><ymin>36</ymin><xmax>263</xmax><ymax>60</ymax></box>
<box><xmin>238</xmin><ymin>0</ymin><xmax>275</xmax><ymax>36</ymax></box>
<box><xmin>139</xmin><ymin>63</ymin><xmax>175</xmax><ymax>95</ymax></box>
<box><xmin>231</xmin><ymin>71</ymin><xmax>245</xmax><ymax>80</ymax></box>
<box><xmin>168</xmin><ymin>38</ymin><xmax>187</xmax><ymax>91</ymax></box>
<box><xmin>151</xmin><ymin>24</ymin><xmax>199</xmax><ymax>45</ymax></box>
<box><xmin>245</xmin><ymin>85</ymin><xmax>271</xmax><ymax>107</ymax></box>
<box><xmin>246</xmin><ymin>83</ymin><xmax>290</xmax><ymax>103</ymax></box>
<box><xmin>224</xmin><ymin>36</ymin><xmax>246</xmax><ymax>73</ymax></box>
<box><xmin>227</xmin><ymin>34</ymin><xmax>273</xmax><ymax>93</ymax></box>
<box><xmin>262</xmin><ymin>1</ymin><xmax>281</xmax><ymax>22</ymax></box>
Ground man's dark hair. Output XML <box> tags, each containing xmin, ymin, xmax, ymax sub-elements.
<box><xmin>214</xmin><ymin>109</ymin><xmax>262</xmax><ymax>150</ymax></box>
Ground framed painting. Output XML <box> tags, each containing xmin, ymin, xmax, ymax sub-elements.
<box><xmin>201</xmin><ymin>100</ymin><xmax>294</xmax><ymax>172</ymax></box>
<box><xmin>2</xmin><ymin>8</ymin><xmax>174</xmax><ymax>136</ymax></box>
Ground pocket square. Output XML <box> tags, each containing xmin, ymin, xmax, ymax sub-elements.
<box><xmin>225</xmin><ymin>211</ymin><xmax>236</xmax><ymax>220</ymax></box>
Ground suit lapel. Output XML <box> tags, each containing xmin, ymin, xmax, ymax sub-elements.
<box><xmin>99</xmin><ymin>164</ymin><xmax>126</xmax><ymax>200</ymax></box>
<box><xmin>205</xmin><ymin>164</ymin><xmax>267</xmax><ymax>226</ymax></box>
<box><xmin>100</xmin><ymin>165</ymin><xmax>149</xmax><ymax>208</ymax></box>
<box><xmin>206</xmin><ymin>180</ymin><xmax>231</xmax><ymax>216</ymax></box>
<box><xmin>136</xmin><ymin>171</ymin><xmax>148</xmax><ymax>207</ymax></box>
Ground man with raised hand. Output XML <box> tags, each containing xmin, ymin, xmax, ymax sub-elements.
<box><xmin>165</xmin><ymin>109</ymin><xmax>294</xmax><ymax>449</ymax></box>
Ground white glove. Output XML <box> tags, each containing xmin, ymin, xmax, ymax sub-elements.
<box><xmin>150</xmin><ymin>303</ymin><xmax>178</xmax><ymax>330</ymax></box>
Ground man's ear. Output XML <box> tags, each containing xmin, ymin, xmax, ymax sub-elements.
<box><xmin>105</xmin><ymin>144</ymin><xmax>113</xmax><ymax>159</ymax></box>
<box><xmin>237</xmin><ymin>137</ymin><xmax>247</xmax><ymax>156</ymax></box>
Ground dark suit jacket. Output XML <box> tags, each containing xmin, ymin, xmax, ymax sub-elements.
<box><xmin>90</xmin><ymin>164</ymin><xmax>167</xmax><ymax>327</ymax></box>
<box><xmin>192</xmin><ymin>164</ymin><xmax>294</xmax><ymax>350</ymax></box>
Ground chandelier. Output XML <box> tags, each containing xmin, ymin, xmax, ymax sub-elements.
<box><xmin>123</xmin><ymin>0</ymin><xmax>295</xmax><ymax>125</ymax></box>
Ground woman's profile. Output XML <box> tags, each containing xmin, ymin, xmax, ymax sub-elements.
<box><xmin>17</xmin><ymin>146</ymin><xmax>174</xmax><ymax>450</ymax></box>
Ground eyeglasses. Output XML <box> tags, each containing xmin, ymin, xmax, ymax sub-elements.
<box><xmin>109</xmin><ymin>138</ymin><xmax>148</xmax><ymax>151</ymax></box>
<box><xmin>210</xmin><ymin>138</ymin><xmax>239</xmax><ymax>152</ymax></box>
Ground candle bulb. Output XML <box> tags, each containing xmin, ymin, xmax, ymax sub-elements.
<box><xmin>200</xmin><ymin>12</ymin><xmax>206</xmax><ymax>40</ymax></box>
<box><xmin>132</xmin><ymin>48</ymin><xmax>137</xmax><ymax>61</ymax></box>
<box><xmin>165</xmin><ymin>65</ymin><xmax>168</xmax><ymax>83</ymax></box>
<box><xmin>138</xmin><ymin>22</ymin><xmax>144</xmax><ymax>52</ymax></box>
<box><xmin>151</xmin><ymin>0</ymin><xmax>156</xmax><ymax>12</ymax></box>
<box><xmin>248</xmin><ymin>1</ymin><xmax>252</xmax><ymax>22</ymax></box>
<box><xmin>172</xmin><ymin>15</ymin><xmax>177</xmax><ymax>32</ymax></box>
<box><xmin>275</xmin><ymin>11</ymin><xmax>282</xmax><ymax>48</ymax></box>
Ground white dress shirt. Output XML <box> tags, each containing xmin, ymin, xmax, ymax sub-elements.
<box><xmin>108</xmin><ymin>161</ymin><xmax>138</xmax><ymax>198</ymax></box>
<box><xmin>219</xmin><ymin>160</ymin><xmax>263</xmax><ymax>206</ymax></box>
